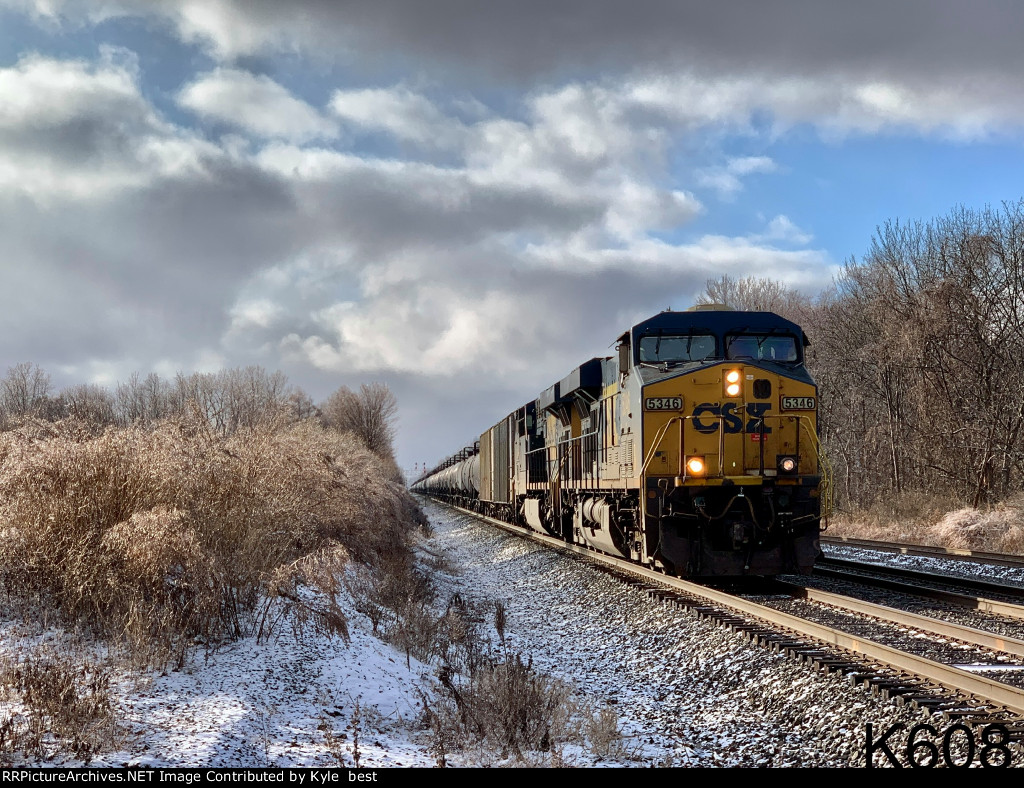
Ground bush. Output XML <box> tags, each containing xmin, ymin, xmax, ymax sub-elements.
<box><xmin>0</xmin><ymin>412</ymin><xmax>424</xmax><ymax>666</ymax></box>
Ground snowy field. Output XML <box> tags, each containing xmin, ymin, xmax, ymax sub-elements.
<box><xmin>2</xmin><ymin>500</ymin><xmax>930</xmax><ymax>767</ymax></box>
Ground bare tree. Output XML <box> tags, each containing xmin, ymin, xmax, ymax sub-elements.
<box><xmin>1</xmin><ymin>362</ymin><xmax>51</xmax><ymax>417</ymax></box>
<box><xmin>696</xmin><ymin>275</ymin><xmax>812</xmax><ymax>323</ymax></box>
<box><xmin>222</xmin><ymin>366</ymin><xmax>290</xmax><ymax>431</ymax></box>
<box><xmin>810</xmin><ymin>200</ymin><xmax>1024</xmax><ymax>512</ymax></box>
<box><xmin>116</xmin><ymin>372</ymin><xmax>173</xmax><ymax>425</ymax></box>
<box><xmin>60</xmin><ymin>383</ymin><xmax>116</xmax><ymax>426</ymax></box>
<box><xmin>321</xmin><ymin>383</ymin><xmax>399</xmax><ymax>459</ymax></box>
<box><xmin>287</xmin><ymin>388</ymin><xmax>320</xmax><ymax>422</ymax></box>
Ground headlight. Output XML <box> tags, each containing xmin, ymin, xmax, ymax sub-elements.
<box><xmin>778</xmin><ymin>456</ymin><xmax>798</xmax><ymax>474</ymax></box>
<box><xmin>724</xmin><ymin>369</ymin><xmax>741</xmax><ymax>397</ymax></box>
<box><xmin>686</xmin><ymin>456</ymin><xmax>706</xmax><ymax>475</ymax></box>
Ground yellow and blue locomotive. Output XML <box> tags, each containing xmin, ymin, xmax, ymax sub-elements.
<box><xmin>412</xmin><ymin>306</ymin><xmax>831</xmax><ymax>577</ymax></box>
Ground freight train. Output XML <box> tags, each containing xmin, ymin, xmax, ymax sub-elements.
<box><xmin>411</xmin><ymin>306</ymin><xmax>831</xmax><ymax>577</ymax></box>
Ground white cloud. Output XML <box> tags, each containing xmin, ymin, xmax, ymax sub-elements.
<box><xmin>0</xmin><ymin>50</ymin><xmax>829</xmax><ymax>389</ymax></box>
<box><xmin>698</xmin><ymin>155</ymin><xmax>778</xmax><ymax>197</ymax></box>
<box><xmin>628</xmin><ymin>73</ymin><xmax>1024</xmax><ymax>141</ymax></box>
<box><xmin>9</xmin><ymin>3</ymin><xmax>1024</xmax><ymax>143</ymax></box>
<box><xmin>228</xmin><ymin>298</ymin><xmax>286</xmax><ymax>332</ymax></box>
<box><xmin>283</xmin><ymin>287</ymin><xmax>529</xmax><ymax>377</ymax></box>
<box><xmin>0</xmin><ymin>41</ymin><xmax>847</xmax><ymax>469</ymax></box>
<box><xmin>460</xmin><ymin>83</ymin><xmax>702</xmax><ymax>244</ymax></box>
<box><xmin>758</xmin><ymin>215</ymin><xmax>813</xmax><ymax>246</ymax></box>
<box><xmin>179</xmin><ymin>68</ymin><xmax>338</xmax><ymax>143</ymax></box>
<box><xmin>727</xmin><ymin>156</ymin><xmax>777</xmax><ymax>177</ymax></box>
<box><xmin>328</xmin><ymin>86</ymin><xmax>465</xmax><ymax>149</ymax></box>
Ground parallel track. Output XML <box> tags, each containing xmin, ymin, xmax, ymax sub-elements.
<box><xmin>810</xmin><ymin>566</ymin><xmax>1024</xmax><ymax>623</ymax></box>
<box><xmin>774</xmin><ymin>580</ymin><xmax>1024</xmax><ymax>659</ymax></box>
<box><xmin>429</xmin><ymin>499</ymin><xmax>1024</xmax><ymax>720</ymax></box>
<box><xmin>814</xmin><ymin>557</ymin><xmax>1024</xmax><ymax>622</ymax></box>
<box><xmin>818</xmin><ymin>555</ymin><xmax>1024</xmax><ymax>598</ymax></box>
<box><xmin>823</xmin><ymin>535</ymin><xmax>1024</xmax><ymax>570</ymax></box>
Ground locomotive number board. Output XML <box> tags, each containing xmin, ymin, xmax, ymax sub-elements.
<box><xmin>781</xmin><ymin>396</ymin><xmax>816</xmax><ymax>410</ymax></box>
<box><xmin>644</xmin><ymin>397</ymin><xmax>683</xmax><ymax>411</ymax></box>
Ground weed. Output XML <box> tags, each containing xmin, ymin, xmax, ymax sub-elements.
<box><xmin>493</xmin><ymin>601</ymin><xmax>507</xmax><ymax>649</ymax></box>
<box><xmin>0</xmin><ymin>648</ymin><xmax>118</xmax><ymax>765</ymax></box>
<box><xmin>432</xmin><ymin>651</ymin><xmax>579</xmax><ymax>761</ymax></box>
<box><xmin>350</xmin><ymin>701</ymin><xmax>361</xmax><ymax>769</ymax></box>
<box><xmin>585</xmin><ymin>705</ymin><xmax>624</xmax><ymax>759</ymax></box>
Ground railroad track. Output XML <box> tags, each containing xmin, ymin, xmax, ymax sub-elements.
<box><xmin>430</xmin><ymin>500</ymin><xmax>1024</xmax><ymax>730</ymax></box>
<box><xmin>770</xmin><ymin>579</ymin><xmax>1024</xmax><ymax>659</ymax></box>
<box><xmin>818</xmin><ymin>555</ymin><xmax>1024</xmax><ymax>598</ymax></box>
<box><xmin>823</xmin><ymin>535</ymin><xmax>1024</xmax><ymax>570</ymax></box>
<box><xmin>813</xmin><ymin>556</ymin><xmax>1024</xmax><ymax>622</ymax></box>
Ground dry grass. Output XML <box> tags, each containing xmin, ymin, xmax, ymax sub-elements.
<box><xmin>584</xmin><ymin>705</ymin><xmax>625</xmax><ymax>759</ymax></box>
<box><xmin>429</xmin><ymin>653</ymin><xmax>580</xmax><ymax>761</ymax></box>
<box><xmin>829</xmin><ymin>492</ymin><xmax>1024</xmax><ymax>553</ymax></box>
<box><xmin>0</xmin><ymin>403</ymin><xmax>604</xmax><ymax>767</ymax></box>
<box><xmin>0</xmin><ymin>648</ymin><xmax>118</xmax><ymax>766</ymax></box>
<box><xmin>407</xmin><ymin>593</ymin><xmax>615</xmax><ymax>766</ymax></box>
<box><xmin>0</xmin><ymin>411</ymin><xmax>424</xmax><ymax>667</ymax></box>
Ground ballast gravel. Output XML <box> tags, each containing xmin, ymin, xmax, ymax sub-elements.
<box><xmin>423</xmin><ymin>502</ymin><xmax>935</xmax><ymax>767</ymax></box>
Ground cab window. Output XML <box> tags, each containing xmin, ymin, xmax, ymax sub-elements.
<box><xmin>638</xmin><ymin>333</ymin><xmax>716</xmax><ymax>363</ymax></box>
<box><xmin>725</xmin><ymin>334</ymin><xmax>798</xmax><ymax>362</ymax></box>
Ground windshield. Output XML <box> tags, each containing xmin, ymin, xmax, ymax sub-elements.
<box><xmin>638</xmin><ymin>333</ymin><xmax>716</xmax><ymax>363</ymax></box>
<box><xmin>725</xmin><ymin>334</ymin><xmax>799</xmax><ymax>362</ymax></box>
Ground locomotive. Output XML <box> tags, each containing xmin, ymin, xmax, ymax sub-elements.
<box><xmin>412</xmin><ymin>306</ymin><xmax>831</xmax><ymax>577</ymax></box>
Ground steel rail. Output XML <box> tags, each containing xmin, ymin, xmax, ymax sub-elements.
<box><xmin>818</xmin><ymin>555</ymin><xmax>1024</xmax><ymax>598</ymax></box>
<box><xmin>823</xmin><ymin>535</ymin><xmax>1024</xmax><ymax>570</ymax></box>
<box><xmin>813</xmin><ymin>566</ymin><xmax>1024</xmax><ymax>622</ymax></box>
<box><xmin>434</xmin><ymin>501</ymin><xmax>1024</xmax><ymax>716</ymax></box>
<box><xmin>776</xmin><ymin>580</ymin><xmax>1024</xmax><ymax>659</ymax></box>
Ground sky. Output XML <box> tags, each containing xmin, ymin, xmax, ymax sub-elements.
<box><xmin>3</xmin><ymin>1</ymin><xmax>1024</xmax><ymax>476</ymax></box>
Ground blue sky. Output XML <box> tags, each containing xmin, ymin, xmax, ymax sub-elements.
<box><xmin>2</xmin><ymin>1</ymin><xmax>1023</xmax><ymax>474</ymax></box>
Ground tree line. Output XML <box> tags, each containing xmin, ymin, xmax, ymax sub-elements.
<box><xmin>0</xmin><ymin>363</ymin><xmax>400</xmax><ymax>473</ymax></box>
<box><xmin>698</xmin><ymin>200</ymin><xmax>1024</xmax><ymax>514</ymax></box>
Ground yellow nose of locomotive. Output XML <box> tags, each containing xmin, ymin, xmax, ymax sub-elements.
<box><xmin>641</xmin><ymin>363</ymin><xmax>819</xmax><ymax>484</ymax></box>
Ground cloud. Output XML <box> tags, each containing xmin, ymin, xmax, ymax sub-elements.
<box><xmin>328</xmin><ymin>87</ymin><xmax>465</xmax><ymax>149</ymax></box>
<box><xmin>9</xmin><ymin>2</ymin><xmax>1024</xmax><ymax>86</ymax></box>
<box><xmin>698</xmin><ymin>155</ymin><xmax>778</xmax><ymax>197</ymax></box>
<box><xmin>178</xmin><ymin>68</ymin><xmax>338</xmax><ymax>142</ymax></box>
<box><xmin>0</xmin><ymin>49</ymin><xmax>832</xmax><ymax>388</ymax></box>
<box><xmin>0</xmin><ymin>49</ymin><xmax>302</xmax><ymax>373</ymax></box>
<box><xmin>262</xmin><ymin>230</ymin><xmax>832</xmax><ymax>383</ymax></box>
<box><xmin>758</xmin><ymin>215</ymin><xmax>813</xmax><ymax>246</ymax></box>
<box><xmin>0</xmin><ymin>48</ymin><xmax>213</xmax><ymax>200</ymax></box>
<box><xmin>9</xmin><ymin>2</ymin><xmax>1024</xmax><ymax>142</ymax></box>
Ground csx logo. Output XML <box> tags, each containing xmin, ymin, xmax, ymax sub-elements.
<box><xmin>692</xmin><ymin>402</ymin><xmax>772</xmax><ymax>434</ymax></box>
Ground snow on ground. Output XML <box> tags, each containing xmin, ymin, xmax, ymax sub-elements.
<box><xmin>105</xmin><ymin>619</ymin><xmax>434</xmax><ymax>767</ymax></box>
<box><xmin>1</xmin><ymin>599</ymin><xmax>438</xmax><ymax>768</ymax></box>
<box><xmin>2</xmin><ymin>501</ymin><xmax>933</xmax><ymax>768</ymax></box>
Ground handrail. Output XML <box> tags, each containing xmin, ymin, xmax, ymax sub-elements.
<box><xmin>798</xmin><ymin>417</ymin><xmax>834</xmax><ymax>524</ymax></box>
<box><xmin>640</xmin><ymin>416</ymin><xmax>683</xmax><ymax>476</ymax></box>
<box><xmin>526</xmin><ymin>429</ymin><xmax>603</xmax><ymax>491</ymax></box>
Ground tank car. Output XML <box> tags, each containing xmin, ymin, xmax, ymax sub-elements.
<box><xmin>412</xmin><ymin>306</ymin><xmax>831</xmax><ymax>577</ymax></box>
